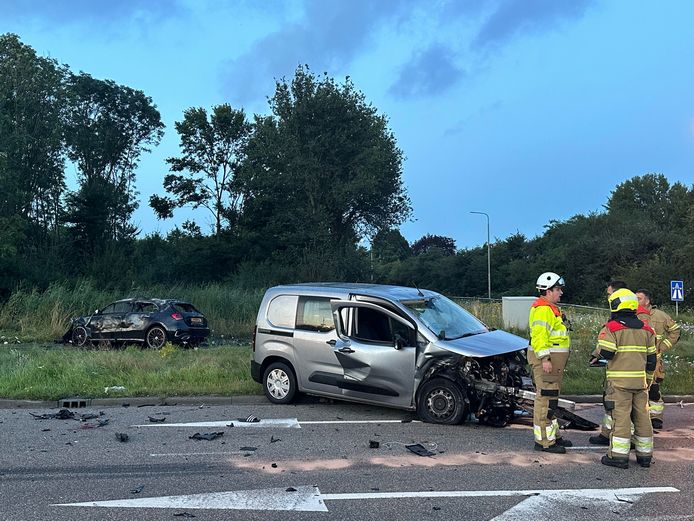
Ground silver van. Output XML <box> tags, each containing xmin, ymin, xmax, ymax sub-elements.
<box><xmin>250</xmin><ymin>283</ymin><xmax>586</xmax><ymax>427</ymax></box>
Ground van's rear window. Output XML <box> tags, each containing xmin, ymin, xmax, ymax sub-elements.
<box><xmin>296</xmin><ymin>297</ymin><xmax>334</xmax><ymax>332</ymax></box>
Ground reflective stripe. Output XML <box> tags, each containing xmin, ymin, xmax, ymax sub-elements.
<box><xmin>533</xmin><ymin>424</ymin><xmax>557</xmax><ymax>443</ymax></box>
<box><xmin>531</xmin><ymin>320</ymin><xmax>551</xmax><ymax>330</ymax></box>
<box><xmin>611</xmin><ymin>436</ymin><xmax>631</xmax><ymax>455</ymax></box>
<box><xmin>616</xmin><ymin>345</ymin><xmax>647</xmax><ymax>353</ymax></box>
<box><xmin>656</xmin><ymin>334</ymin><xmax>663</xmax><ymax>340</ymax></box>
<box><xmin>552</xmin><ymin>330</ymin><xmax>568</xmax><ymax>337</ymax></box>
<box><xmin>549</xmin><ymin>347</ymin><xmax>570</xmax><ymax>352</ymax></box>
<box><xmin>598</xmin><ymin>339</ymin><xmax>616</xmax><ymax>349</ymax></box>
<box><xmin>662</xmin><ymin>339</ymin><xmax>672</xmax><ymax>348</ymax></box>
<box><xmin>647</xmin><ymin>346</ymin><xmax>657</xmax><ymax>354</ymax></box>
<box><xmin>633</xmin><ymin>435</ymin><xmax>653</xmax><ymax>454</ymax></box>
<box><xmin>606</xmin><ymin>370</ymin><xmax>646</xmax><ymax>378</ymax></box>
<box><xmin>649</xmin><ymin>402</ymin><xmax>664</xmax><ymax>412</ymax></box>
<box><xmin>603</xmin><ymin>414</ymin><xmax>613</xmax><ymax>430</ymax></box>
<box><xmin>670</xmin><ymin>323</ymin><xmax>680</xmax><ymax>330</ymax></box>
<box><xmin>535</xmin><ymin>348</ymin><xmax>550</xmax><ymax>358</ymax></box>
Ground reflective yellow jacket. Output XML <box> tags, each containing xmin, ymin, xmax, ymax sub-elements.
<box><xmin>597</xmin><ymin>319</ymin><xmax>656</xmax><ymax>389</ymax></box>
<box><xmin>528</xmin><ymin>297</ymin><xmax>570</xmax><ymax>360</ymax></box>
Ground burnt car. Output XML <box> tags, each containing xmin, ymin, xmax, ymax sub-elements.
<box><xmin>63</xmin><ymin>298</ymin><xmax>210</xmax><ymax>348</ymax></box>
<box><xmin>251</xmin><ymin>283</ymin><xmax>596</xmax><ymax>429</ymax></box>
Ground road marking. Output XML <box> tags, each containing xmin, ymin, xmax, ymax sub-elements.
<box><xmin>149</xmin><ymin>451</ymin><xmax>247</xmax><ymax>457</ymax></box>
<box><xmin>55</xmin><ymin>486</ymin><xmax>678</xmax><ymax>515</ymax></box>
<box><xmin>133</xmin><ymin>418</ymin><xmax>301</xmax><ymax>428</ymax></box>
<box><xmin>301</xmin><ymin>419</ymin><xmax>420</xmax><ymax>425</ymax></box>
<box><xmin>134</xmin><ymin>418</ymin><xmax>417</xmax><ymax>428</ymax></box>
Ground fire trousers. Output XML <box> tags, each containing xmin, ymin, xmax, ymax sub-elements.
<box><xmin>604</xmin><ymin>381</ymin><xmax>653</xmax><ymax>461</ymax></box>
<box><xmin>528</xmin><ymin>349</ymin><xmax>568</xmax><ymax>448</ymax></box>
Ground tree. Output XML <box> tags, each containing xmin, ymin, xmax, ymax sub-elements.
<box><xmin>411</xmin><ymin>234</ymin><xmax>456</xmax><ymax>256</ymax></box>
<box><xmin>238</xmin><ymin>66</ymin><xmax>411</xmax><ymax>265</ymax></box>
<box><xmin>372</xmin><ymin>228</ymin><xmax>411</xmax><ymax>263</ymax></box>
<box><xmin>63</xmin><ymin>73</ymin><xmax>164</xmax><ymax>248</ymax></box>
<box><xmin>0</xmin><ymin>34</ymin><xmax>67</xmax><ymax>291</ymax></box>
<box><xmin>150</xmin><ymin>104</ymin><xmax>251</xmax><ymax>235</ymax></box>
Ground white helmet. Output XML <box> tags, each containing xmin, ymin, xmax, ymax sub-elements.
<box><xmin>536</xmin><ymin>272</ymin><xmax>565</xmax><ymax>291</ymax></box>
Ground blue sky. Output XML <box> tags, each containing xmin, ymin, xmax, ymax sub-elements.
<box><xmin>2</xmin><ymin>0</ymin><xmax>693</xmax><ymax>248</ymax></box>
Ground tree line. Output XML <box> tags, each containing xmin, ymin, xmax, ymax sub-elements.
<box><xmin>1</xmin><ymin>34</ymin><xmax>692</xmax><ymax>306</ymax></box>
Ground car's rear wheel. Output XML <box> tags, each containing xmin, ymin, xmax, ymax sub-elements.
<box><xmin>71</xmin><ymin>326</ymin><xmax>89</xmax><ymax>347</ymax></box>
<box><xmin>145</xmin><ymin>326</ymin><xmax>167</xmax><ymax>349</ymax></box>
<box><xmin>263</xmin><ymin>362</ymin><xmax>297</xmax><ymax>404</ymax></box>
<box><xmin>417</xmin><ymin>378</ymin><xmax>467</xmax><ymax>424</ymax></box>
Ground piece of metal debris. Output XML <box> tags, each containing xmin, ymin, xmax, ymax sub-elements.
<box><xmin>148</xmin><ymin>416</ymin><xmax>166</xmax><ymax>423</ymax></box>
<box><xmin>30</xmin><ymin>409</ymin><xmax>76</xmax><ymax>420</ymax></box>
<box><xmin>115</xmin><ymin>433</ymin><xmax>129</xmax><ymax>442</ymax></box>
<box><xmin>189</xmin><ymin>432</ymin><xmax>224</xmax><ymax>441</ymax></box>
<box><xmin>405</xmin><ymin>443</ymin><xmax>436</xmax><ymax>457</ymax></box>
<box><xmin>130</xmin><ymin>485</ymin><xmax>144</xmax><ymax>494</ymax></box>
<box><xmin>369</xmin><ymin>440</ymin><xmax>380</xmax><ymax>449</ymax></box>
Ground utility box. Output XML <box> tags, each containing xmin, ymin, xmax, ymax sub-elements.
<box><xmin>502</xmin><ymin>296</ymin><xmax>536</xmax><ymax>331</ymax></box>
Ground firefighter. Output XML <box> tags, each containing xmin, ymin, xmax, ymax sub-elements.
<box><xmin>589</xmin><ymin>281</ymin><xmax>651</xmax><ymax>445</ymax></box>
<box><xmin>635</xmin><ymin>289</ymin><xmax>681</xmax><ymax>429</ymax></box>
<box><xmin>595</xmin><ymin>288</ymin><xmax>656</xmax><ymax>469</ymax></box>
<box><xmin>528</xmin><ymin>272</ymin><xmax>572</xmax><ymax>453</ymax></box>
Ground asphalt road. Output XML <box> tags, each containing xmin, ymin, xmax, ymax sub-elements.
<box><xmin>0</xmin><ymin>398</ymin><xmax>691</xmax><ymax>521</ymax></box>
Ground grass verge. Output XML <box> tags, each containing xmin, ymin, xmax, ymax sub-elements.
<box><xmin>0</xmin><ymin>343</ymin><xmax>262</xmax><ymax>401</ymax></box>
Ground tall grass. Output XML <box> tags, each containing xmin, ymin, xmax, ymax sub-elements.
<box><xmin>0</xmin><ymin>281</ymin><xmax>263</xmax><ymax>341</ymax></box>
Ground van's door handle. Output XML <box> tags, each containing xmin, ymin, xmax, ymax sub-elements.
<box><xmin>326</xmin><ymin>339</ymin><xmax>337</xmax><ymax>346</ymax></box>
<box><xmin>338</xmin><ymin>347</ymin><xmax>355</xmax><ymax>354</ymax></box>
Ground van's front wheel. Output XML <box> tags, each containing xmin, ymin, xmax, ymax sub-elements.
<box><xmin>263</xmin><ymin>362</ymin><xmax>297</xmax><ymax>404</ymax></box>
<box><xmin>417</xmin><ymin>378</ymin><xmax>467</xmax><ymax>424</ymax></box>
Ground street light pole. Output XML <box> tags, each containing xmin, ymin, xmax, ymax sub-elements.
<box><xmin>470</xmin><ymin>211</ymin><xmax>491</xmax><ymax>300</ymax></box>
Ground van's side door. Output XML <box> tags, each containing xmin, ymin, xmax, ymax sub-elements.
<box><xmin>330</xmin><ymin>301</ymin><xmax>416</xmax><ymax>408</ymax></box>
<box><xmin>292</xmin><ymin>296</ymin><xmax>344</xmax><ymax>397</ymax></box>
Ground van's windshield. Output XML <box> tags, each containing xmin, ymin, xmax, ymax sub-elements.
<box><xmin>402</xmin><ymin>296</ymin><xmax>488</xmax><ymax>340</ymax></box>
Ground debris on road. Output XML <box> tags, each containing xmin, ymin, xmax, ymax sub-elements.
<box><xmin>80</xmin><ymin>418</ymin><xmax>109</xmax><ymax>429</ymax></box>
<box><xmin>405</xmin><ymin>443</ymin><xmax>436</xmax><ymax>457</ymax></box>
<box><xmin>130</xmin><ymin>485</ymin><xmax>144</xmax><ymax>494</ymax></box>
<box><xmin>240</xmin><ymin>446</ymin><xmax>257</xmax><ymax>452</ymax></box>
<box><xmin>270</xmin><ymin>435</ymin><xmax>281</xmax><ymax>443</ymax></box>
<box><xmin>173</xmin><ymin>513</ymin><xmax>196</xmax><ymax>518</ymax></box>
<box><xmin>148</xmin><ymin>416</ymin><xmax>166</xmax><ymax>423</ymax></box>
<box><xmin>189</xmin><ymin>432</ymin><xmax>224</xmax><ymax>441</ymax></box>
<box><xmin>30</xmin><ymin>409</ymin><xmax>75</xmax><ymax>420</ymax></box>
<box><xmin>286</xmin><ymin>487</ymin><xmax>297</xmax><ymax>492</ymax></box>
<box><xmin>369</xmin><ymin>440</ymin><xmax>380</xmax><ymax>448</ymax></box>
<box><xmin>115</xmin><ymin>432</ymin><xmax>129</xmax><ymax>442</ymax></box>
<box><xmin>239</xmin><ymin>414</ymin><xmax>261</xmax><ymax>423</ymax></box>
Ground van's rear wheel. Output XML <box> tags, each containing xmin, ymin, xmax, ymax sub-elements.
<box><xmin>263</xmin><ymin>362</ymin><xmax>297</xmax><ymax>404</ymax></box>
<box><xmin>417</xmin><ymin>378</ymin><xmax>467</xmax><ymax>424</ymax></box>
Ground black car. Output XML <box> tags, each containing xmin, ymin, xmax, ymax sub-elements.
<box><xmin>63</xmin><ymin>298</ymin><xmax>210</xmax><ymax>348</ymax></box>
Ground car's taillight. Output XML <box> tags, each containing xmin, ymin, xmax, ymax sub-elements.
<box><xmin>171</xmin><ymin>312</ymin><xmax>183</xmax><ymax>321</ymax></box>
<box><xmin>251</xmin><ymin>326</ymin><xmax>257</xmax><ymax>352</ymax></box>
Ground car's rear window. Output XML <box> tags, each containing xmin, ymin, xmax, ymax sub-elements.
<box><xmin>173</xmin><ymin>303</ymin><xmax>199</xmax><ymax>313</ymax></box>
<box><xmin>296</xmin><ymin>297</ymin><xmax>334</xmax><ymax>332</ymax></box>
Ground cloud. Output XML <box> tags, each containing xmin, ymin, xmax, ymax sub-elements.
<box><xmin>389</xmin><ymin>44</ymin><xmax>465</xmax><ymax>99</ymax></box>
<box><xmin>221</xmin><ymin>0</ymin><xmax>408</xmax><ymax>106</ymax></box>
<box><xmin>472</xmin><ymin>0</ymin><xmax>594</xmax><ymax>49</ymax></box>
<box><xmin>0</xmin><ymin>0</ymin><xmax>187</xmax><ymax>26</ymax></box>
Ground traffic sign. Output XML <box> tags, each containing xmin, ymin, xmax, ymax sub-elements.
<box><xmin>671</xmin><ymin>280</ymin><xmax>684</xmax><ymax>302</ymax></box>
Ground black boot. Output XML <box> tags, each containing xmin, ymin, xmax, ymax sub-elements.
<box><xmin>555</xmin><ymin>438</ymin><xmax>573</xmax><ymax>447</ymax></box>
<box><xmin>651</xmin><ymin>418</ymin><xmax>663</xmax><ymax>430</ymax></box>
<box><xmin>636</xmin><ymin>456</ymin><xmax>652</xmax><ymax>468</ymax></box>
<box><xmin>601</xmin><ymin>455</ymin><xmax>629</xmax><ymax>469</ymax></box>
<box><xmin>534</xmin><ymin>442</ymin><xmax>566</xmax><ymax>454</ymax></box>
<box><xmin>589</xmin><ymin>434</ymin><xmax>610</xmax><ymax>446</ymax></box>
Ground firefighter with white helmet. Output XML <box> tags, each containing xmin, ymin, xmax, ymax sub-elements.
<box><xmin>528</xmin><ymin>272</ymin><xmax>572</xmax><ymax>453</ymax></box>
<box><xmin>595</xmin><ymin>288</ymin><xmax>656</xmax><ymax>469</ymax></box>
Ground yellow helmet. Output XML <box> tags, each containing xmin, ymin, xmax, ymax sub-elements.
<box><xmin>608</xmin><ymin>288</ymin><xmax>638</xmax><ymax>312</ymax></box>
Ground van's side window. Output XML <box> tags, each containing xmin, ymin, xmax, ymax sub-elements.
<box><xmin>296</xmin><ymin>297</ymin><xmax>334</xmax><ymax>332</ymax></box>
<box><xmin>354</xmin><ymin>307</ymin><xmax>392</xmax><ymax>344</ymax></box>
<box><xmin>267</xmin><ymin>295</ymin><xmax>298</xmax><ymax>328</ymax></box>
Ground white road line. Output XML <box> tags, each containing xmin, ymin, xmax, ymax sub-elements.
<box><xmin>149</xmin><ymin>451</ymin><xmax>247</xmax><ymax>457</ymax></box>
<box><xmin>55</xmin><ymin>486</ymin><xmax>679</xmax><ymax>514</ymax></box>
<box><xmin>133</xmin><ymin>418</ymin><xmax>301</xmax><ymax>428</ymax></box>
<box><xmin>301</xmin><ymin>419</ymin><xmax>420</xmax><ymax>425</ymax></box>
